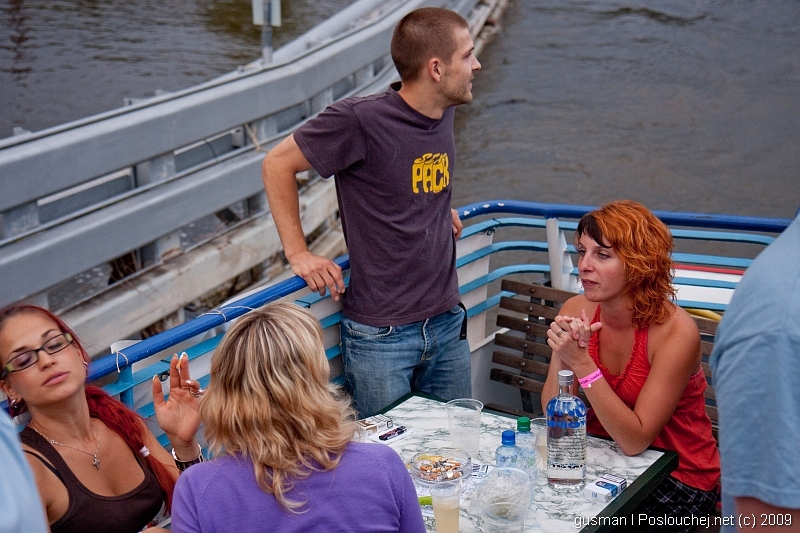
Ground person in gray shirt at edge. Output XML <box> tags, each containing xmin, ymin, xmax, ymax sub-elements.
<box><xmin>710</xmin><ymin>213</ymin><xmax>800</xmax><ymax>531</ymax></box>
<box><xmin>262</xmin><ymin>7</ymin><xmax>481</xmax><ymax>417</ymax></box>
<box><xmin>0</xmin><ymin>410</ymin><xmax>49</xmax><ymax>533</ymax></box>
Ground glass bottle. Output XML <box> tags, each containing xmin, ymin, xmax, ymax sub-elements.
<box><xmin>546</xmin><ymin>370</ymin><xmax>587</xmax><ymax>490</ymax></box>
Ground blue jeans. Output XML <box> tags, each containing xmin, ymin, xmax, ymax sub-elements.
<box><xmin>340</xmin><ymin>304</ymin><xmax>472</xmax><ymax>418</ymax></box>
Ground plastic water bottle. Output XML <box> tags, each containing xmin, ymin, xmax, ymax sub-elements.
<box><xmin>516</xmin><ymin>417</ymin><xmax>540</xmax><ymax>482</ymax></box>
<box><xmin>495</xmin><ymin>430</ymin><xmax>521</xmax><ymax>468</ymax></box>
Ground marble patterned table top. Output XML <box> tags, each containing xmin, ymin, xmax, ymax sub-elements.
<box><xmin>382</xmin><ymin>395</ymin><xmax>672</xmax><ymax>533</ymax></box>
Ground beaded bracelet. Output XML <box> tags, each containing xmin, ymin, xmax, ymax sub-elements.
<box><xmin>578</xmin><ymin>368</ymin><xmax>603</xmax><ymax>389</ymax></box>
<box><xmin>172</xmin><ymin>445</ymin><xmax>205</xmax><ymax>472</ymax></box>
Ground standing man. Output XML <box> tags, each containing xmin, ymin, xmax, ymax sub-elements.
<box><xmin>710</xmin><ymin>213</ymin><xmax>800</xmax><ymax>531</ymax></box>
<box><xmin>262</xmin><ymin>7</ymin><xmax>481</xmax><ymax>417</ymax></box>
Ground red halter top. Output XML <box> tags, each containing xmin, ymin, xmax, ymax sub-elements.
<box><xmin>585</xmin><ymin>307</ymin><xmax>720</xmax><ymax>491</ymax></box>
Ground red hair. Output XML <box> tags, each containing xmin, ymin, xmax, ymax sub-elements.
<box><xmin>576</xmin><ymin>200</ymin><xmax>676</xmax><ymax>329</ymax></box>
<box><xmin>0</xmin><ymin>304</ymin><xmax>175</xmax><ymax>511</ymax></box>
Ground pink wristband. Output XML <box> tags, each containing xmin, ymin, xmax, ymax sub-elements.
<box><xmin>578</xmin><ymin>368</ymin><xmax>603</xmax><ymax>389</ymax></box>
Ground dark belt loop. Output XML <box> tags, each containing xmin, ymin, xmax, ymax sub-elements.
<box><xmin>458</xmin><ymin>302</ymin><xmax>468</xmax><ymax>340</ymax></box>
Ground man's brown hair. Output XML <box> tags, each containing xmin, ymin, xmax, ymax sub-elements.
<box><xmin>391</xmin><ymin>7</ymin><xmax>469</xmax><ymax>82</ymax></box>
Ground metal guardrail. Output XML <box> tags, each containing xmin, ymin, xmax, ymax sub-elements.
<box><xmin>457</xmin><ymin>200</ymin><xmax>793</xmax><ymax>233</ymax></box>
<box><xmin>458</xmin><ymin>200</ymin><xmax>793</xmax><ymax>291</ymax></box>
<box><xmin>0</xmin><ymin>0</ymin><xmax>489</xmax><ymax>310</ymax></box>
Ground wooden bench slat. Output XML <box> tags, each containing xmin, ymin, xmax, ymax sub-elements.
<box><xmin>700</xmin><ymin>340</ymin><xmax>715</xmax><ymax>357</ymax></box>
<box><xmin>484</xmin><ymin>403</ymin><xmax>540</xmax><ymax>419</ymax></box>
<box><xmin>693</xmin><ymin>316</ymin><xmax>719</xmax><ymax>335</ymax></box>
<box><xmin>705</xmin><ymin>386</ymin><xmax>715</xmax><ymax>402</ymax></box>
<box><xmin>499</xmin><ymin>296</ymin><xmax>560</xmax><ymax>320</ymax></box>
<box><xmin>490</xmin><ymin>368</ymin><xmax>546</xmax><ymax>394</ymax></box>
<box><xmin>496</xmin><ymin>315</ymin><xmax>550</xmax><ymax>338</ymax></box>
<box><xmin>494</xmin><ymin>333</ymin><xmax>552</xmax><ymax>360</ymax></box>
<box><xmin>490</xmin><ymin>368</ymin><xmax>590</xmax><ymax>406</ymax></box>
<box><xmin>500</xmin><ymin>280</ymin><xmax>576</xmax><ymax>304</ymax></box>
<box><xmin>692</xmin><ymin>316</ymin><xmax>720</xmax><ymax>430</ymax></box>
<box><xmin>492</xmin><ymin>350</ymin><xmax>551</xmax><ymax>377</ymax></box>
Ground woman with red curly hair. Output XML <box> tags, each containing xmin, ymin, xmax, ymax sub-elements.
<box><xmin>0</xmin><ymin>304</ymin><xmax>202</xmax><ymax>532</ymax></box>
<box><xmin>542</xmin><ymin>200</ymin><xmax>719</xmax><ymax>531</ymax></box>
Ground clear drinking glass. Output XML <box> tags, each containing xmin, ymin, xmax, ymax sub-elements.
<box><xmin>481</xmin><ymin>501</ymin><xmax>527</xmax><ymax>532</ymax></box>
<box><xmin>475</xmin><ymin>467</ymin><xmax>533</xmax><ymax>511</ymax></box>
<box><xmin>445</xmin><ymin>398</ymin><xmax>483</xmax><ymax>458</ymax></box>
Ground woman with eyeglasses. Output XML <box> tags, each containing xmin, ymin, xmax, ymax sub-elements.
<box><xmin>0</xmin><ymin>304</ymin><xmax>203</xmax><ymax>533</ymax></box>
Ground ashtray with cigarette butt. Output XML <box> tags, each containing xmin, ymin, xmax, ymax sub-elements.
<box><xmin>409</xmin><ymin>448</ymin><xmax>472</xmax><ymax>484</ymax></box>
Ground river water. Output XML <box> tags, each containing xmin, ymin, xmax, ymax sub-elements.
<box><xmin>452</xmin><ymin>0</ymin><xmax>800</xmax><ymax>219</ymax></box>
<box><xmin>0</xmin><ymin>0</ymin><xmax>355</xmax><ymax>134</ymax></box>
<box><xmin>2</xmin><ymin>0</ymin><xmax>798</xmax><ymax>219</ymax></box>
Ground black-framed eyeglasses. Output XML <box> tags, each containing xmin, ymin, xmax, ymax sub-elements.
<box><xmin>1</xmin><ymin>333</ymin><xmax>74</xmax><ymax>380</ymax></box>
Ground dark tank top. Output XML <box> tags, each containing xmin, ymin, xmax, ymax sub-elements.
<box><xmin>20</xmin><ymin>424</ymin><xmax>165</xmax><ymax>533</ymax></box>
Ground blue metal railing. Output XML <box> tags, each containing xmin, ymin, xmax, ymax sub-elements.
<box><xmin>458</xmin><ymin>200</ymin><xmax>792</xmax><ymax>233</ymax></box>
<box><xmin>88</xmin><ymin>257</ymin><xmax>350</xmax><ymax>382</ymax></box>
<box><xmin>88</xmin><ymin>200</ymin><xmax>793</xmax><ymax>405</ymax></box>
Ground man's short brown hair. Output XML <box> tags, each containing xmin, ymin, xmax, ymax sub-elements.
<box><xmin>391</xmin><ymin>7</ymin><xmax>469</xmax><ymax>82</ymax></box>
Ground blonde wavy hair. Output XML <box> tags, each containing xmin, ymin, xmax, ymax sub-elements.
<box><xmin>576</xmin><ymin>200</ymin><xmax>677</xmax><ymax>329</ymax></box>
<box><xmin>199</xmin><ymin>302</ymin><xmax>358</xmax><ymax>511</ymax></box>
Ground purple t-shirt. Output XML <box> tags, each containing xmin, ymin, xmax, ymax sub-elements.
<box><xmin>294</xmin><ymin>85</ymin><xmax>461</xmax><ymax>326</ymax></box>
<box><xmin>171</xmin><ymin>441</ymin><xmax>425</xmax><ymax>533</ymax></box>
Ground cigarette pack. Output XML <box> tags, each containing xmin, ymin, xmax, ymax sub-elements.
<box><xmin>357</xmin><ymin>414</ymin><xmax>393</xmax><ymax>435</ymax></box>
<box><xmin>584</xmin><ymin>473</ymin><xmax>627</xmax><ymax>502</ymax></box>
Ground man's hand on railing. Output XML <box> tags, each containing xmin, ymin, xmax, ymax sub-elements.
<box><xmin>152</xmin><ymin>352</ymin><xmax>202</xmax><ymax>458</ymax></box>
<box><xmin>451</xmin><ymin>208</ymin><xmax>463</xmax><ymax>240</ymax></box>
<box><xmin>288</xmin><ymin>249</ymin><xmax>346</xmax><ymax>301</ymax></box>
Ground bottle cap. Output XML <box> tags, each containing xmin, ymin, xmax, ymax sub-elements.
<box><xmin>517</xmin><ymin>416</ymin><xmax>531</xmax><ymax>431</ymax></box>
<box><xmin>501</xmin><ymin>429</ymin><xmax>516</xmax><ymax>445</ymax></box>
<box><xmin>558</xmin><ymin>369</ymin><xmax>574</xmax><ymax>385</ymax></box>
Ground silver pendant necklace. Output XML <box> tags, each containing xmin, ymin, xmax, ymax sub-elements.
<box><xmin>31</xmin><ymin>422</ymin><xmax>101</xmax><ymax>470</ymax></box>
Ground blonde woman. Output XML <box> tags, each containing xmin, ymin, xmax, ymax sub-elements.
<box><xmin>171</xmin><ymin>303</ymin><xmax>425</xmax><ymax>533</ymax></box>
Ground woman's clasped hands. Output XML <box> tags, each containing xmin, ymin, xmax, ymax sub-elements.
<box><xmin>546</xmin><ymin>310</ymin><xmax>603</xmax><ymax>367</ymax></box>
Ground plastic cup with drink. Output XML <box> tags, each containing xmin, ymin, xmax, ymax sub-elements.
<box><xmin>430</xmin><ymin>481</ymin><xmax>461</xmax><ymax>533</ymax></box>
<box><xmin>531</xmin><ymin>417</ymin><xmax>547</xmax><ymax>468</ymax></box>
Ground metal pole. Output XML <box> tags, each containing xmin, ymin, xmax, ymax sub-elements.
<box><xmin>546</xmin><ymin>217</ymin><xmax>566</xmax><ymax>290</ymax></box>
<box><xmin>261</xmin><ymin>0</ymin><xmax>272</xmax><ymax>64</ymax></box>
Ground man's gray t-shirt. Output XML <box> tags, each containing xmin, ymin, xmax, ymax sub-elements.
<box><xmin>294</xmin><ymin>85</ymin><xmax>461</xmax><ymax>326</ymax></box>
